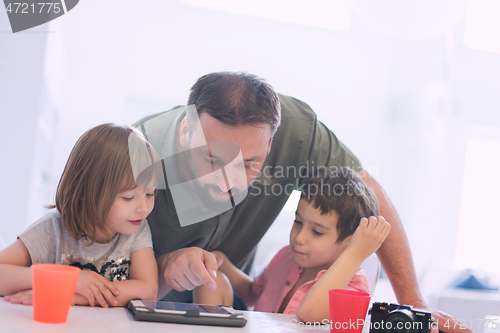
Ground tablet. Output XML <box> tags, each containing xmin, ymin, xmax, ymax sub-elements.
<box><xmin>128</xmin><ymin>299</ymin><xmax>247</xmax><ymax>327</ymax></box>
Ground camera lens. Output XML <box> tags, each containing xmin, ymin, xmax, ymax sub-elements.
<box><xmin>384</xmin><ymin>309</ymin><xmax>415</xmax><ymax>333</ymax></box>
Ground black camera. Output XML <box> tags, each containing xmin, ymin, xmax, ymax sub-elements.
<box><xmin>369</xmin><ymin>302</ymin><xmax>434</xmax><ymax>333</ymax></box>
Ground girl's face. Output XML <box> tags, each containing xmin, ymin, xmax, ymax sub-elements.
<box><xmin>290</xmin><ymin>199</ymin><xmax>350</xmax><ymax>272</ymax></box>
<box><xmin>96</xmin><ymin>185</ymin><xmax>155</xmax><ymax>243</ymax></box>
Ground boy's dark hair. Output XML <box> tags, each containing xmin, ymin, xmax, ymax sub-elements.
<box><xmin>300</xmin><ymin>167</ymin><xmax>379</xmax><ymax>243</ymax></box>
<box><xmin>187</xmin><ymin>71</ymin><xmax>281</xmax><ymax>135</ymax></box>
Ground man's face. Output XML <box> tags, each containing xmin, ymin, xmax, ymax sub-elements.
<box><xmin>180</xmin><ymin>112</ymin><xmax>272</xmax><ymax>206</ymax></box>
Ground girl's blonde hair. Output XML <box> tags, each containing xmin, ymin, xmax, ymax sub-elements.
<box><xmin>54</xmin><ymin>123</ymin><xmax>160</xmax><ymax>243</ymax></box>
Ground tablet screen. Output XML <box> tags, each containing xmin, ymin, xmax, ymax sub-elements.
<box><xmin>141</xmin><ymin>300</ymin><xmax>232</xmax><ymax>316</ymax></box>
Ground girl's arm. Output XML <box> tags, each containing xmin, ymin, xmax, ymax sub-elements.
<box><xmin>212</xmin><ymin>250</ymin><xmax>259</xmax><ymax>306</ymax></box>
<box><xmin>106</xmin><ymin>247</ymin><xmax>158</xmax><ymax>307</ymax></box>
<box><xmin>0</xmin><ymin>239</ymin><xmax>33</xmax><ymax>296</ymax></box>
<box><xmin>296</xmin><ymin>216</ymin><xmax>391</xmax><ymax>323</ymax></box>
<box><xmin>1</xmin><ymin>240</ymin><xmax>121</xmax><ymax>307</ymax></box>
<box><xmin>39</xmin><ymin>247</ymin><xmax>156</xmax><ymax>307</ymax></box>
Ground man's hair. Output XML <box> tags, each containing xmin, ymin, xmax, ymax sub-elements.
<box><xmin>187</xmin><ymin>71</ymin><xmax>281</xmax><ymax>135</ymax></box>
<box><xmin>54</xmin><ymin>123</ymin><xmax>159</xmax><ymax>244</ymax></box>
<box><xmin>300</xmin><ymin>167</ymin><xmax>379</xmax><ymax>243</ymax></box>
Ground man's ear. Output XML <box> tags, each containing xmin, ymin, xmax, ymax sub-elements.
<box><xmin>179</xmin><ymin>116</ymin><xmax>189</xmax><ymax>148</ymax></box>
<box><xmin>267</xmin><ymin>137</ymin><xmax>273</xmax><ymax>154</ymax></box>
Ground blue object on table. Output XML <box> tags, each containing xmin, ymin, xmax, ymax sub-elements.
<box><xmin>449</xmin><ymin>271</ymin><xmax>498</xmax><ymax>290</ymax></box>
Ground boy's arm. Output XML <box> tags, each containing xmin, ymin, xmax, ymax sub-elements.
<box><xmin>296</xmin><ymin>248</ymin><xmax>365</xmax><ymax>323</ymax></box>
<box><xmin>108</xmin><ymin>247</ymin><xmax>158</xmax><ymax>307</ymax></box>
<box><xmin>296</xmin><ymin>216</ymin><xmax>390</xmax><ymax>323</ymax></box>
<box><xmin>212</xmin><ymin>251</ymin><xmax>259</xmax><ymax>306</ymax></box>
<box><xmin>0</xmin><ymin>239</ymin><xmax>33</xmax><ymax>296</ymax></box>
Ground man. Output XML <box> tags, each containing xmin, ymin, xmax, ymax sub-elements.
<box><xmin>134</xmin><ymin>71</ymin><xmax>469</xmax><ymax>333</ymax></box>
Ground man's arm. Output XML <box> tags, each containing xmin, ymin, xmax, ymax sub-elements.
<box><xmin>360</xmin><ymin>168</ymin><xmax>422</xmax><ymax>305</ymax></box>
<box><xmin>361</xmin><ymin>168</ymin><xmax>471</xmax><ymax>333</ymax></box>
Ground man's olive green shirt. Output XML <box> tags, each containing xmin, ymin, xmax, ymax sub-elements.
<box><xmin>133</xmin><ymin>94</ymin><xmax>361</xmax><ymax>272</ymax></box>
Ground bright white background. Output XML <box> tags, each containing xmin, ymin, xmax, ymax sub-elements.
<box><xmin>1</xmin><ymin>0</ymin><xmax>500</xmax><ymax>305</ymax></box>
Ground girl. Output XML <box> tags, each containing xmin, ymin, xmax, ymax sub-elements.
<box><xmin>0</xmin><ymin>123</ymin><xmax>161</xmax><ymax>308</ymax></box>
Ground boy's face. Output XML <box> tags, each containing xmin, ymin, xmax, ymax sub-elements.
<box><xmin>290</xmin><ymin>198</ymin><xmax>350</xmax><ymax>271</ymax></box>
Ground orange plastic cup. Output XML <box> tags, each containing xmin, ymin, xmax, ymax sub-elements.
<box><xmin>32</xmin><ymin>264</ymin><xmax>80</xmax><ymax>323</ymax></box>
<box><xmin>329</xmin><ymin>289</ymin><xmax>371</xmax><ymax>333</ymax></box>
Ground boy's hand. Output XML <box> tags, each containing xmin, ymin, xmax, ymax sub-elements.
<box><xmin>75</xmin><ymin>270</ymin><xmax>120</xmax><ymax>308</ymax></box>
<box><xmin>211</xmin><ymin>250</ymin><xmax>225</xmax><ymax>269</ymax></box>
<box><xmin>4</xmin><ymin>289</ymin><xmax>33</xmax><ymax>305</ymax></box>
<box><xmin>347</xmin><ymin>216</ymin><xmax>391</xmax><ymax>260</ymax></box>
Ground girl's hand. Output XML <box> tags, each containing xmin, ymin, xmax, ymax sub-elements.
<box><xmin>347</xmin><ymin>216</ymin><xmax>391</xmax><ymax>261</ymax></box>
<box><xmin>4</xmin><ymin>289</ymin><xmax>33</xmax><ymax>305</ymax></box>
<box><xmin>75</xmin><ymin>271</ymin><xmax>120</xmax><ymax>308</ymax></box>
<box><xmin>72</xmin><ymin>293</ymin><xmax>90</xmax><ymax>306</ymax></box>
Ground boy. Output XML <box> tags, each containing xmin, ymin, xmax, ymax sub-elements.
<box><xmin>195</xmin><ymin>167</ymin><xmax>390</xmax><ymax>323</ymax></box>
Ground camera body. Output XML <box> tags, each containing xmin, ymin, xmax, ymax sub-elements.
<box><xmin>369</xmin><ymin>302</ymin><xmax>433</xmax><ymax>333</ymax></box>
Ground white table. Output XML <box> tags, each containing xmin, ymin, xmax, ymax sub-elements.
<box><xmin>0</xmin><ymin>297</ymin><xmax>331</xmax><ymax>332</ymax></box>
<box><xmin>430</xmin><ymin>289</ymin><xmax>500</xmax><ymax>333</ymax></box>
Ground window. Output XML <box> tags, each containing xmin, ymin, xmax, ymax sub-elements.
<box><xmin>182</xmin><ymin>0</ymin><xmax>353</xmax><ymax>31</ymax></box>
<box><xmin>456</xmin><ymin>126</ymin><xmax>500</xmax><ymax>276</ymax></box>
<box><xmin>464</xmin><ymin>0</ymin><xmax>500</xmax><ymax>53</ymax></box>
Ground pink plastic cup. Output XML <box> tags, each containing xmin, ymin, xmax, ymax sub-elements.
<box><xmin>32</xmin><ymin>264</ymin><xmax>80</xmax><ymax>323</ymax></box>
<box><xmin>329</xmin><ymin>289</ymin><xmax>371</xmax><ymax>333</ymax></box>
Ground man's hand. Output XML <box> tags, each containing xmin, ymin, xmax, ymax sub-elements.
<box><xmin>411</xmin><ymin>301</ymin><xmax>472</xmax><ymax>333</ymax></box>
<box><xmin>159</xmin><ymin>247</ymin><xmax>218</xmax><ymax>292</ymax></box>
<box><xmin>75</xmin><ymin>270</ymin><xmax>120</xmax><ymax>308</ymax></box>
<box><xmin>4</xmin><ymin>289</ymin><xmax>33</xmax><ymax>305</ymax></box>
<box><xmin>347</xmin><ymin>216</ymin><xmax>391</xmax><ymax>260</ymax></box>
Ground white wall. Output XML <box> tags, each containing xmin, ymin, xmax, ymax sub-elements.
<box><xmin>1</xmin><ymin>0</ymin><xmax>500</xmax><ymax>301</ymax></box>
<box><xmin>0</xmin><ymin>10</ymin><xmax>48</xmax><ymax>244</ymax></box>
